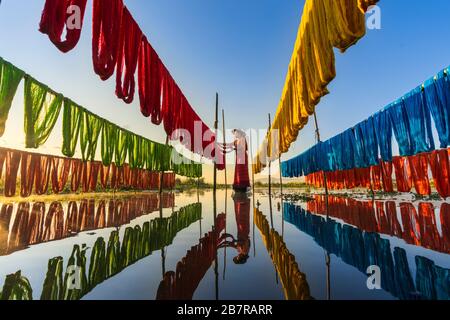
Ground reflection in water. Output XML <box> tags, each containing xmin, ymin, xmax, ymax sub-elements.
<box><xmin>307</xmin><ymin>195</ymin><xmax>450</xmax><ymax>254</ymax></box>
<box><xmin>285</xmin><ymin>202</ymin><xmax>450</xmax><ymax>300</ymax></box>
<box><xmin>254</xmin><ymin>207</ymin><xmax>312</xmax><ymax>300</ymax></box>
<box><xmin>156</xmin><ymin>213</ymin><xmax>226</xmax><ymax>300</ymax></box>
<box><xmin>0</xmin><ymin>193</ymin><xmax>175</xmax><ymax>256</ymax></box>
<box><xmin>0</xmin><ymin>202</ymin><xmax>201</xmax><ymax>300</ymax></box>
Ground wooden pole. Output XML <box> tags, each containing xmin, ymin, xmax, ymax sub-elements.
<box><xmin>159</xmin><ymin>135</ymin><xmax>170</xmax><ymax>218</ymax></box>
<box><xmin>222</xmin><ymin>109</ymin><xmax>227</xmax><ymax>188</ymax></box>
<box><xmin>249</xmin><ymin>130</ymin><xmax>256</xmax><ymax>194</ymax></box>
<box><xmin>279</xmin><ymin>154</ymin><xmax>284</xmax><ymax>237</ymax></box>
<box><xmin>213</xmin><ymin>93</ymin><xmax>219</xmax><ymax>195</ymax></box>
<box><xmin>313</xmin><ymin>112</ymin><xmax>329</xmax><ymax>214</ymax></box>
<box><xmin>268</xmin><ymin>113</ymin><xmax>272</xmax><ymax>195</ymax></box>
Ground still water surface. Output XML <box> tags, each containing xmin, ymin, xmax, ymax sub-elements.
<box><xmin>0</xmin><ymin>190</ymin><xmax>449</xmax><ymax>300</ymax></box>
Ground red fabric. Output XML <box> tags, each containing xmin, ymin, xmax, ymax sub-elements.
<box><xmin>70</xmin><ymin>159</ymin><xmax>83</xmax><ymax>192</ymax></box>
<box><xmin>92</xmin><ymin>0</ymin><xmax>124</xmax><ymax>80</ymax></box>
<box><xmin>138</xmin><ymin>38</ymin><xmax>163</xmax><ymax>124</ymax></box>
<box><xmin>39</xmin><ymin>0</ymin><xmax>88</xmax><ymax>53</ymax></box>
<box><xmin>4</xmin><ymin>150</ymin><xmax>21</xmax><ymax>197</ymax></box>
<box><xmin>440</xmin><ymin>203</ymin><xmax>450</xmax><ymax>253</ymax></box>
<box><xmin>100</xmin><ymin>164</ymin><xmax>111</xmax><ymax>189</ymax></box>
<box><xmin>115</xmin><ymin>7</ymin><xmax>143</xmax><ymax>104</ymax></box>
<box><xmin>407</xmin><ymin>154</ymin><xmax>431</xmax><ymax>196</ymax></box>
<box><xmin>370</xmin><ymin>165</ymin><xmax>382</xmax><ymax>191</ymax></box>
<box><xmin>393</xmin><ymin>156</ymin><xmax>412</xmax><ymax>193</ymax></box>
<box><xmin>35</xmin><ymin>155</ymin><xmax>52</xmax><ymax>195</ymax></box>
<box><xmin>20</xmin><ymin>153</ymin><xmax>38</xmax><ymax>198</ymax></box>
<box><xmin>51</xmin><ymin>157</ymin><xmax>71</xmax><ymax>194</ymax></box>
<box><xmin>428</xmin><ymin>149</ymin><xmax>450</xmax><ymax>198</ymax></box>
<box><xmin>380</xmin><ymin>161</ymin><xmax>394</xmax><ymax>192</ymax></box>
<box><xmin>418</xmin><ymin>202</ymin><xmax>440</xmax><ymax>251</ymax></box>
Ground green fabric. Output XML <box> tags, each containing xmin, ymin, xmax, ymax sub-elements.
<box><xmin>105</xmin><ymin>231</ymin><xmax>121</xmax><ymax>278</ymax></box>
<box><xmin>24</xmin><ymin>77</ymin><xmax>63</xmax><ymax>148</ymax></box>
<box><xmin>80</xmin><ymin>111</ymin><xmax>103</xmax><ymax>161</ymax></box>
<box><xmin>171</xmin><ymin>151</ymin><xmax>203</xmax><ymax>178</ymax></box>
<box><xmin>115</xmin><ymin>130</ymin><xmax>129</xmax><ymax>167</ymax></box>
<box><xmin>101</xmin><ymin>121</ymin><xmax>117</xmax><ymax>166</ymax></box>
<box><xmin>0</xmin><ymin>58</ymin><xmax>24</xmax><ymax>136</ymax></box>
<box><xmin>88</xmin><ymin>238</ymin><xmax>106</xmax><ymax>289</ymax></box>
<box><xmin>63</xmin><ymin>245</ymin><xmax>88</xmax><ymax>300</ymax></box>
<box><xmin>128</xmin><ymin>134</ymin><xmax>143</xmax><ymax>169</ymax></box>
<box><xmin>62</xmin><ymin>99</ymin><xmax>83</xmax><ymax>157</ymax></box>
<box><xmin>41</xmin><ymin>257</ymin><xmax>64</xmax><ymax>300</ymax></box>
<box><xmin>0</xmin><ymin>271</ymin><xmax>33</xmax><ymax>300</ymax></box>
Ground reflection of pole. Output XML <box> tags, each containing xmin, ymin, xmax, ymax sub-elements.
<box><xmin>249</xmin><ymin>131</ymin><xmax>255</xmax><ymax>194</ymax></box>
<box><xmin>279</xmin><ymin>155</ymin><xmax>284</xmax><ymax>237</ymax></box>
<box><xmin>222</xmin><ymin>109</ymin><xmax>227</xmax><ymax>188</ymax></box>
<box><xmin>268</xmin><ymin>114</ymin><xmax>272</xmax><ymax>195</ymax></box>
<box><xmin>161</xmin><ymin>247</ymin><xmax>166</xmax><ymax>277</ymax></box>
<box><xmin>223</xmin><ymin>187</ymin><xmax>227</xmax><ymax>280</ymax></box>
<box><xmin>159</xmin><ymin>135</ymin><xmax>170</xmax><ymax>196</ymax></box>
<box><xmin>325</xmin><ymin>252</ymin><xmax>331</xmax><ymax>300</ymax></box>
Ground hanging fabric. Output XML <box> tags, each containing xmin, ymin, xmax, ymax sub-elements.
<box><xmin>0</xmin><ymin>58</ymin><xmax>24</xmax><ymax>136</ymax></box>
<box><xmin>62</xmin><ymin>99</ymin><xmax>82</xmax><ymax>157</ymax></box>
<box><xmin>101</xmin><ymin>121</ymin><xmax>117</xmax><ymax>166</ymax></box>
<box><xmin>92</xmin><ymin>0</ymin><xmax>124</xmax><ymax>80</ymax></box>
<box><xmin>407</xmin><ymin>154</ymin><xmax>431</xmax><ymax>196</ymax></box>
<box><xmin>370</xmin><ymin>165</ymin><xmax>382</xmax><ymax>191</ymax></box>
<box><xmin>20</xmin><ymin>153</ymin><xmax>38</xmax><ymax>198</ymax></box>
<box><xmin>428</xmin><ymin>149</ymin><xmax>450</xmax><ymax>198</ymax></box>
<box><xmin>373</xmin><ymin>111</ymin><xmax>393</xmax><ymax>162</ymax></box>
<box><xmin>138</xmin><ymin>38</ymin><xmax>163</xmax><ymax>124</ymax></box>
<box><xmin>424</xmin><ymin>69</ymin><xmax>450</xmax><ymax>149</ymax></box>
<box><xmin>100</xmin><ymin>164</ymin><xmax>110</xmax><ymax>189</ymax></box>
<box><xmin>380</xmin><ymin>161</ymin><xmax>394</xmax><ymax>193</ymax></box>
<box><xmin>114</xmin><ymin>130</ymin><xmax>129</xmax><ymax>167</ymax></box>
<box><xmin>70</xmin><ymin>159</ymin><xmax>83</xmax><ymax>192</ymax></box>
<box><xmin>24</xmin><ymin>77</ymin><xmax>63</xmax><ymax>148</ymax></box>
<box><xmin>4</xmin><ymin>150</ymin><xmax>21</xmax><ymax>197</ymax></box>
<box><xmin>392</xmin><ymin>156</ymin><xmax>412</xmax><ymax>193</ymax></box>
<box><xmin>387</xmin><ymin>99</ymin><xmax>414</xmax><ymax>157</ymax></box>
<box><xmin>115</xmin><ymin>7</ymin><xmax>142</xmax><ymax>104</ymax></box>
<box><xmin>35</xmin><ymin>154</ymin><xmax>52</xmax><ymax>195</ymax></box>
<box><xmin>402</xmin><ymin>87</ymin><xmax>435</xmax><ymax>154</ymax></box>
<box><xmin>39</xmin><ymin>0</ymin><xmax>88</xmax><ymax>53</ymax></box>
<box><xmin>80</xmin><ymin>111</ymin><xmax>103</xmax><ymax>161</ymax></box>
<box><xmin>51</xmin><ymin>157</ymin><xmax>71</xmax><ymax>194</ymax></box>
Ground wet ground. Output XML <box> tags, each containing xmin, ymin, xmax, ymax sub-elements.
<box><xmin>0</xmin><ymin>189</ymin><xmax>449</xmax><ymax>300</ymax></box>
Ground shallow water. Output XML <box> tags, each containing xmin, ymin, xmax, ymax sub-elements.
<box><xmin>0</xmin><ymin>189</ymin><xmax>449</xmax><ymax>300</ymax></box>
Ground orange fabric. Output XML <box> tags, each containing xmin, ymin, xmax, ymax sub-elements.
<box><xmin>20</xmin><ymin>153</ymin><xmax>39</xmax><ymax>197</ymax></box>
<box><xmin>70</xmin><ymin>159</ymin><xmax>83</xmax><ymax>192</ymax></box>
<box><xmin>100</xmin><ymin>164</ymin><xmax>111</xmax><ymax>189</ymax></box>
<box><xmin>35</xmin><ymin>155</ymin><xmax>52</xmax><ymax>195</ymax></box>
<box><xmin>400</xmin><ymin>203</ymin><xmax>420</xmax><ymax>246</ymax></box>
<box><xmin>418</xmin><ymin>202</ymin><xmax>440</xmax><ymax>251</ymax></box>
<box><xmin>4</xmin><ymin>150</ymin><xmax>21</xmax><ymax>197</ymax></box>
<box><xmin>51</xmin><ymin>157</ymin><xmax>71</xmax><ymax>194</ymax></box>
<box><xmin>441</xmin><ymin>203</ymin><xmax>450</xmax><ymax>253</ymax></box>
<box><xmin>380</xmin><ymin>161</ymin><xmax>394</xmax><ymax>193</ymax></box>
<box><xmin>407</xmin><ymin>154</ymin><xmax>431</xmax><ymax>196</ymax></box>
<box><xmin>370</xmin><ymin>165</ymin><xmax>382</xmax><ymax>191</ymax></box>
<box><xmin>392</xmin><ymin>156</ymin><xmax>412</xmax><ymax>193</ymax></box>
<box><xmin>428</xmin><ymin>149</ymin><xmax>450</xmax><ymax>198</ymax></box>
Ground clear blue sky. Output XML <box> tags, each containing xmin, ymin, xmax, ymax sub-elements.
<box><xmin>1</xmin><ymin>0</ymin><xmax>450</xmax><ymax>182</ymax></box>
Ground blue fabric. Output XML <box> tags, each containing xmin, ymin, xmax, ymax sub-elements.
<box><xmin>424</xmin><ymin>69</ymin><xmax>450</xmax><ymax>148</ymax></box>
<box><xmin>402</xmin><ymin>87</ymin><xmax>435</xmax><ymax>154</ymax></box>
<box><xmin>373</xmin><ymin>111</ymin><xmax>393</xmax><ymax>162</ymax></box>
<box><xmin>354</xmin><ymin>118</ymin><xmax>379</xmax><ymax>167</ymax></box>
<box><xmin>387</xmin><ymin>99</ymin><xmax>414</xmax><ymax>157</ymax></box>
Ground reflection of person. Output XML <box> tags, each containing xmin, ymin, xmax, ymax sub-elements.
<box><xmin>218</xmin><ymin>193</ymin><xmax>251</xmax><ymax>264</ymax></box>
<box><xmin>220</xmin><ymin>129</ymin><xmax>250</xmax><ymax>192</ymax></box>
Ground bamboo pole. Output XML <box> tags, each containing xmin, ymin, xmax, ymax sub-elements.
<box><xmin>249</xmin><ymin>131</ymin><xmax>255</xmax><ymax>194</ymax></box>
<box><xmin>268</xmin><ymin>114</ymin><xmax>272</xmax><ymax>195</ymax></box>
<box><xmin>213</xmin><ymin>93</ymin><xmax>219</xmax><ymax>196</ymax></box>
<box><xmin>313</xmin><ymin>112</ymin><xmax>329</xmax><ymax>214</ymax></box>
<box><xmin>159</xmin><ymin>135</ymin><xmax>170</xmax><ymax>218</ymax></box>
<box><xmin>222</xmin><ymin>109</ymin><xmax>227</xmax><ymax>188</ymax></box>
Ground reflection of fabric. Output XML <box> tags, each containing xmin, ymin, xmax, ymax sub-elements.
<box><xmin>39</xmin><ymin>0</ymin><xmax>88</xmax><ymax>53</ymax></box>
<box><xmin>0</xmin><ymin>58</ymin><xmax>24</xmax><ymax>136</ymax></box>
<box><xmin>284</xmin><ymin>202</ymin><xmax>450</xmax><ymax>300</ymax></box>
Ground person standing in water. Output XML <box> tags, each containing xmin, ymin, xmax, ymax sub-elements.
<box><xmin>220</xmin><ymin>129</ymin><xmax>251</xmax><ymax>193</ymax></box>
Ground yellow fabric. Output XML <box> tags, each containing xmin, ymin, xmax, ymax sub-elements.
<box><xmin>253</xmin><ymin>0</ymin><xmax>378</xmax><ymax>174</ymax></box>
<box><xmin>254</xmin><ymin>208</ymin><xmax>312</xmax><ymax>300</ymax></box>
